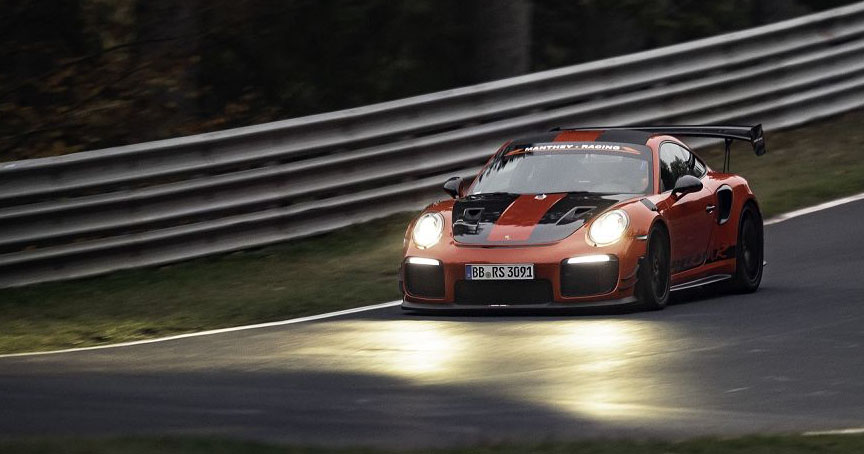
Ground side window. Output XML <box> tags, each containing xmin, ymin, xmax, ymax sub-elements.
<box><xmin>659</xmin><ymin>142</ymin><xmax>692</xmax><ymax>192</ymax></box>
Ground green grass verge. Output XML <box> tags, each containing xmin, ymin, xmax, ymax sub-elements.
<box><xmin>1</xmin><ymin>434</ymin><xmax>863</xmax><ymax>454</ymax></box>
<box><xmin>2</xmin><ymin>109</ymin><xmax>864</xmax><ymax>354</ymax></box>
<box><xmin>0</xmin><ymin>213</ymin><xmax>413</xmax><ymax>354</ymax></box>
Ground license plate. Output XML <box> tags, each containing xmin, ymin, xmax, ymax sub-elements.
<box><xmin>465</xmin><ymin>264</ymin><xmax>534</xmax><ymax>280</ymax></box>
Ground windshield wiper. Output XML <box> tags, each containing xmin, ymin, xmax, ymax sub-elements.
<box><xmin>566</xmin><ymin>190</ymin><xmax>644</xmax><ymax>196</ymax></box>
<box><xmin>469</xmin><ymin>191</ymin><xmax>519</xmax><ymax>197</ymax></box>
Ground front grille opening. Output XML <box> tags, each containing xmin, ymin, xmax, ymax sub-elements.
<box><xmin>454</xmin><ymin>279</ymin><xmax>553</xmax><ymax>305</ymax></box>
<box><xmin>404</xmin><ymin>262</ymin><xmax>445</xmax><ymax>298</ymax></box>
<box><xmin>560</xmin><ymin>257</ymin><xmax>619</xmax><ymax>297</ymax></box>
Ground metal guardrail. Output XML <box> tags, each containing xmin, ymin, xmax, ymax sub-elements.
<box><xmin>2</xmin><ymin>2</ymin><xmax>864</xmax><ymax>287</ymax></box>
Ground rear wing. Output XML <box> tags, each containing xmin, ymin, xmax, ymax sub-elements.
<box><xmin>551</xmin><ymin>124</ymin><xmax>766</xmax><ymax>172</ymax></box>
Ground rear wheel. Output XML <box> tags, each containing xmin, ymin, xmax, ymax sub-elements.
<box><xmin>726</xmin><ymin>203</ymin><xmax>764</xmax><ymax>293</ymax></box>
<box><xmin>636</xmin><ymin>225</ymin><xmax>670</xmax><ymax>311</ymax></box>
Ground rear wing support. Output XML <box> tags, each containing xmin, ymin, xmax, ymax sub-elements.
<box><xmin>551</xmin><ymin>124</ymin><xmax>766</xmax><ymax>173</ymax></box>
<box><xmin>724</xmin><ymin>138</ymin><xmax>733</xmax><ymax>173</ymax></box>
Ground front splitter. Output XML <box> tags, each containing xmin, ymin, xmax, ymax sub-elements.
<box><xmin>401</xmin><ymin>296</ymin><xmax>638</xmax><ymax>312</ymax></box>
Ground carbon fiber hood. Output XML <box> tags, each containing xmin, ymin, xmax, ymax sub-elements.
<box><xmin>452</xmin><ymin>192</ymin><xmax>631</xmax><ymax>246</ymax></box>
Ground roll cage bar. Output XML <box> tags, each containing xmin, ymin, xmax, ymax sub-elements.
<box><xmin>550</xmin><ymin>125</ymin><xmax>766</xmax><ymax>173</ymax></box>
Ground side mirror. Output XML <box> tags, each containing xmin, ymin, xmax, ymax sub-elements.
<box><xmin>443</xmin><ymin>176</ymin><xmax>463</xmax><ymax>199</ymax></box>
<box><xmin>671</xmin><ymin>175</ymin><xmax>703</xmax><ymax>200</ymax></box>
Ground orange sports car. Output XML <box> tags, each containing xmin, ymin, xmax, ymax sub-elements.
<box><xmin>400</xmin><ymin>125</ymin><xmax>766</xmax><ymax>311</ymax></box>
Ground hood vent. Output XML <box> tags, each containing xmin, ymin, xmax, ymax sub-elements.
<box><xmin>557</xmin><ymin>206</ymin><xmax>594</xmax><ymax>225</ymax></box>
<box><xmin>454</xmin><ymin>207</ymin><xmax>485</xmax><ymax>234</ymax></box>
<box><xmin>463</xmin><ymin>207</ymin><xmax>484</xmax><ymax>222</ymax></box>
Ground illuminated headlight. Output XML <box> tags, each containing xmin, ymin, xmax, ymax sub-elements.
<box><xmin>412</xmin><ymin>213</ymin><xmax>444</xmax><ymax>249</ymax></box>
<box><xmin>588</xmin><ymin>209</ymin><xmax>629</xmax><ymax>246</ymax></box>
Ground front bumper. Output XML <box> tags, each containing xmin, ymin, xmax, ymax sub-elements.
<box><xmin>401</xmin><ymin>237</ymin><xmax>646</xmax><ymax>307</ymax></box>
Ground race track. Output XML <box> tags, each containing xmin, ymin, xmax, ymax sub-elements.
<box><xmin>2</xmin><ymin>199</ymin><xmax>864</xmax><ymax>448</ymax></box>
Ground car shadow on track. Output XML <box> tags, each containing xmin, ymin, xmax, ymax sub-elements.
<box><xmin>402</xmin><ymin>306</ymin><xmax>639</xmax><ymax>319</ymax></box>
<box><xmin>398</xmin><ymin>284</ymin><xmax>772</xmax><ymax>321</ymax></box>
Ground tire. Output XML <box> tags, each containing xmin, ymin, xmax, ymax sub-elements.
<box><xmin>636</xmin><ymin>225</ymin><xmax>671</xmax><ymax>311</ymax></box>
<box><xmin>726</xmin><ymin>203</ymin><xmax>764</xmax><ymax>293</ymax></box>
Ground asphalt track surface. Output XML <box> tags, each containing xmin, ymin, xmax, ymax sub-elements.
<box><xmin>2</xmin><ymin>200</ymin><xmax>864</xmax><ymax>448</ymax></box>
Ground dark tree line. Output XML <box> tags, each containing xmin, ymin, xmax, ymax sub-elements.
<box><xmin>0</xmin><ymin>0</ymin><xmax>853</xmax><ymax>161</ymax></box>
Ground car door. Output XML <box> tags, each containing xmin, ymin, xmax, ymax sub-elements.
<box><xmin>658</xmin><ymin>142</ymin><xmax>715</xmax><ymax>274</ymax></box>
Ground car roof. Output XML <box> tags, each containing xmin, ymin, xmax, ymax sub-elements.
<box><xmin>510</xmin><ymin>129</ymin><xmax>657</xmax><ymax>146</ymax></box>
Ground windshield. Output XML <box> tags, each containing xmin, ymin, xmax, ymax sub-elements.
<box><xmin>470</xmin><ymin>142</ymin><xmax>653</xmax><ymax>195</ymax></box>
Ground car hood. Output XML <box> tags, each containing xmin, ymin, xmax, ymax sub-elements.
<box><xmin>451</xmin><ymin>192</ymin><xmax>632</xmax><ymax>246</ymax></box>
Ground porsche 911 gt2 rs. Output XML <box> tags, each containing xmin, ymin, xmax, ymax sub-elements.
<box><xmin>400</xmin><ymin>125</ymin><xmax>767</xmax><ymax>311</ymax></box>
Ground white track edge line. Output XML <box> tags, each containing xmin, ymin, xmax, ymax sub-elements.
<box><xmin>4</xmin><ymin>191</ymin><xmax>864</xmax><ymax>359</ymax></box>
<box><xmin>765</xmin><ymin>191</ymin><xmax>864</xmax><ymax>225</ymax></box>
<box><xmin>0</xmin><ymin>300</ymin><xmax>402</xmax><ymax>358</ymax></box>
<box><xmin>804</xmin><ymin>428</ymin><xmax>864</xmax><ymax>436</ymax></box>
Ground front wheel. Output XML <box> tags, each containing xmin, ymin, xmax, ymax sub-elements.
<box><xmin>725</xmin><ymin>203</ymin><xmax>764</xmax><ymax>293</ymax></box>
<box><xmin>635</xmin><ymin>225</ymin><xmax>671</xmax><ymax>311</ymax></box>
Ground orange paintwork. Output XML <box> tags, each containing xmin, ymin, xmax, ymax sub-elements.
<box><xmin>401</xmin><ymin>132</ymin><xmax>759</xmax><ymax>305</ymax></box>
<box><xmin>553</xmin><ymin>130</ymin><xmax>602</xmax><ymax>142</ymax></box>
<box><xmin>487</xmin><ymin>193</ymin><xmax>567</xmax><ymax>241</ymax></box>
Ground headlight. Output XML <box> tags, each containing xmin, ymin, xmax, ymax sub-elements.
<box><xmin>588</xmin><ymin>209</ymin><xmax>629</xmax><ymax>246</ymax></box>
<box><xmin>412</xmin><ymin>213</ymin><xmax>444</xmax><ymax>249</ymax></box>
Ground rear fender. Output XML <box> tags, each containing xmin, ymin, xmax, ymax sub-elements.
<box><xmin>705</xmin><ymin>177</ymin><xmax>759</xmax><ymax>269</ymax></box>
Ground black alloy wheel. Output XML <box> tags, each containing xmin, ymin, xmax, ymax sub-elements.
<box><xmin>637</xmin><ymin>226</ymin><xmax>671</xmax><ymax>310</ymax></box>
<box><xmin>727</xmin><ymin>203</ymin><xmax>764</xmax><ymax>293</ymax></box>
